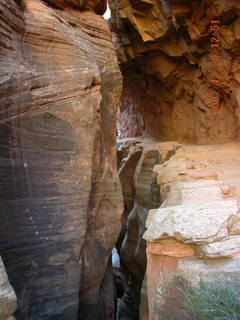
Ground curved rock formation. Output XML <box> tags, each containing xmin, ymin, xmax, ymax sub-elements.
<box><xmin>0</xmin><ymin>0</ymin><xmax>123</xmax><ymax>319</ymax></box>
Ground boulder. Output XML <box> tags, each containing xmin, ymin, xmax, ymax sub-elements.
<box><xmin>144</xmin><ymin>200</ymin><xmax>240</xmax><ymax>244</ymax></box>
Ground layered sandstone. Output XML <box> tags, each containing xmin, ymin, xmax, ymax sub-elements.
<box><xmin>0</xmin><ymin>0</ymin><xmax>122</xmax><ymax>319</ymax></box>
<box><xmin>42</xmin><ymin>0</ymin><xmax>107</xmax><ymax>14</ymax></box>
<box><xmin>142</xmin><ymin>143</ymin><xmax>240</xmax><ymax>320</ymax></box>
<box><xmin>110</xmin><ymin>0</ymin><xmax>240</xmax><ymax>143</ymax></box>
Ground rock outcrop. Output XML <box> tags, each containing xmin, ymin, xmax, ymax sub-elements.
<box><xmin>110</xmin><ymin>0</ymin><xmax>240</xmax><ymax>143</ymax></box>
<box><xmin>0</xmin><ymin>0</ymin><xmax>122</xmax><ymax>319</ymax></box>
<box><xmin>0</xmin><ymin>257</ymin><xmax>17</xmax><ymax>320</ymax></box>
<box><xmin>142</xmin><ymin>143</ymin><xmax>240</xmax><ymax>320</ymax></box>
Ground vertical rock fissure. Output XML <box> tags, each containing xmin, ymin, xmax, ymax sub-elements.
<box><xmin>115</xmin><ymin>140</ymin><xmax>166</xmax><ymax>319</ymax></box>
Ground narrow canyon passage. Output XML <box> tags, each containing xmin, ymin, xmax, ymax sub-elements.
<box><xmin>1</xmin><ymin>0</ymin><xmax>240</xmax><ymax>320</ymax></box>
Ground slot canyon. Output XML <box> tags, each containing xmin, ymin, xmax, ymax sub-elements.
<box><xmin>1</xmin><ymin>0</ymin><xmax>240</xmax><ymax>320</ymax></box>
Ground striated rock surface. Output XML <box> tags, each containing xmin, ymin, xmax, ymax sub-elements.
<box><xmin>142</xmin><ymin>143</ymin><xmax>240</xmax><ymax>320</ymax></box>
<box><xmin>0</xmin><ymin>0</ymin><xmax>122</xmax><ymax>319</ymax></box>
<box><xmin>0</xmin><ymin>257</ymin><xmax>17</xmax><ymax>320</ymax></box>
<box><xmin>110</xmin><ymin>0</ymin><xmax>240</xmax><ymax>143</ymax></box>
<box><xmin>43</xmin><ymin>0</ymin><xmax>107</xmax><ymax>14</ymax></box>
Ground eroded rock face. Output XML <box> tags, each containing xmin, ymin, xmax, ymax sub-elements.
<box><xmin>145</xmin><ymin>199</ymin><xmax>240</xmax><ymax>243</ymax></box>
<box><xmin>0</xmin><ymin>257</ymin><xmax>17</xmax><ymax>320</ymax></box>
<box><xmin>143</xmin><ymin>143</ymin><xmax>240</xmax><ymax>320</ymax></box>
<box><xmin>110</xmin><ymin>0</ymin><xmax>240</xmax><ymax>143</ymax></box>
<box><xmin>43</xmin><ymin>0</ymin><xmax>107</xmax><ymax>14</ymax></box>
<box><xmin>0</xmin><ymin>0</ymin><xmax>122</xmax><ymax>319</ymax></box>
<box><xmin>116</xmin><ymin>140</ymin><xmax>180</xmax><ymax>319</ymax></box>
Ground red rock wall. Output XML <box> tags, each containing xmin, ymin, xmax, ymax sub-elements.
<box><xmin>110</xmin><ymin>0</ymin><xmax>240</xmax><ymax>143</ymax></box>
<box><xmin>0</xmin><ymin>0</ymin><xmax>123</xmax><ymax>319</ymax></box>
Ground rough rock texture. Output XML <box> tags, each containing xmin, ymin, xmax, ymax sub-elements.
<box><xmin>145</xmin><ymin>199</ymin><xmax>240</xmax><ymax>243</ymax></box>
<box><xmin>0</xmin><ymin>0</ymin><xmax>122</xmax><ymax>319</ymax></box>
<box><xmin>116</xmin><ymin>140</ymin><xmax>180</xmax><ymax>319</ymax></box>
<box><xmin>110</xmin><ymin>0</ymin><xmax>240</xmax><ymax>143</ymax></box>
<box><xmin>109</xmin><ymin>0</ymin><xmax>240</xmax><ymax>318</ymax></box>
<box><xmin>144</xmin><ymin>253</ymin><xmax>240</xmax><ymax>320</ymax></box>
<box><xmin>0</xmin><ymin>257</ymin><xmax>17</xmax><ymax>319</ymax></box>
<box><xmin>142</xmin><ymin>143</ymin><xmax>240</xmax><ymax>320</ymax></box>
<box><xmin>43</xmin><ymin>0</ymin><xmax>107</xmax><ymax>14</ymax></box>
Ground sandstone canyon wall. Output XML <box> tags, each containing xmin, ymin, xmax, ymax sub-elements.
<box><xmin>110</xmin><ymin>0</ymin><xmax>240</xmax><ymax>143</ymax></box>
<box><xmin>0</xmin><ymin>0</ymin><xmax>123</xmax><ymax>319</ymax></box>
<box><xmin>111</xmin><ymin>1</ymin><xmax>240</xmax><ymax>319</ymax></box>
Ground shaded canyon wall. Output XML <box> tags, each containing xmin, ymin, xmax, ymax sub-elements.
<box><xmin>0</xmin><ymin>0</ymin><xmax>123</xmax><ymax>319</ymax></box>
